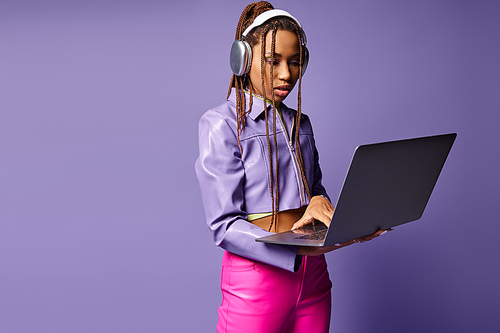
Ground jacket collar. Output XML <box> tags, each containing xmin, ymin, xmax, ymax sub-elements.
<box><xmin>228</xmin><ymin>88</ymin><xmax>296</xmax><ymax>121</ymax></box>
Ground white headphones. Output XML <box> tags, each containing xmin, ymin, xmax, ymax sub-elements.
<box><xmin>229</xmin><ymin>9</ymin><xmax>309</xmax><ymax>77</ymax></box>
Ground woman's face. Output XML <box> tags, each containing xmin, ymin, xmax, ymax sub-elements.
<box><xmin>248</xmin><ymin>29</ymin><xmax>301</xmax><ymax>103</ymax></box>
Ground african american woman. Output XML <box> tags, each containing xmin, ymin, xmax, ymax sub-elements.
<box><xmin>195</xmin><ymin>2</ymin><xmax>386</xmax><ymax>332</ymax></box>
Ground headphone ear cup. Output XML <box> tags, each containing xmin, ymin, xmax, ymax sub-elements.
<box><xmin>301</xmin><ymin>46</ymin><xmax>309</xmax><ymax>76</ymax></box>
<box><xmin>230</xmin><ymin>40</ymin><xmax>252</xmax><ymax>76</ymax></box>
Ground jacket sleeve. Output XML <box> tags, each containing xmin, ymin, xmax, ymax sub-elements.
<box><xmin>195</xmin><ymin>109</ymin><xmax>299</xmax><ymax>272</ymax></box>
<box><xmin>301</xmin><ymin>114</ymin><xmax>330</xmax><ymax>202</ymax></box>
<box><xmin>310</xmin><ymin>143</ymin><xmax>331</xmax><ymax>202</ymax></box>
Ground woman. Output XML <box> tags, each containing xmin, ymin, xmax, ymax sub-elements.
<box><xmin>195</xmin><ymin>2</ymin><xmax>386</xmax><ymax>332</ymax></box>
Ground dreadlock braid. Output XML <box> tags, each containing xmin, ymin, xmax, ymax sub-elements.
<box><xmin>267</xmin><ymin>24</ymin><xmax>280</xmax><ymax>232</ymax></box>
<box><xmin>290</xmin><ymin>21</ymin><xmax>312</xmax><ymax>201</ymax></box>
<box><xmin>228</xmin><ymin>2</ymin><xmax>312</xmax><ymax>232</ymax></box>
<box><xmin>228</xmin><ymin>1</ymin><xmax>274</xmax><ymax>158</ymax></box>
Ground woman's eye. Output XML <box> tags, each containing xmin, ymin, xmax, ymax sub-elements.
<box><xmin>264</xmin><ymin>58</ymin><xmax>300</xmax><ymax>67</ymax></box>
<box><xmin>265</xmin><ymin>58</ymin><xmax>279</xmax><ymax>65</ymax></box>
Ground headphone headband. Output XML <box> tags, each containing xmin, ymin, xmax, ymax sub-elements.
<box><xmin>230</xmin><ymin>8</ymin><xmax>309</xmax><ymax>77</ymax></box>
<box><xmin>241</xmin><ymin>9</ymin><xmax>307</xmax><ymax>45</ymax></box>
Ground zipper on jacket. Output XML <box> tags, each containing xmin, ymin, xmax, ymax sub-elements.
<box><xmin>279</xmin><ymin>113</ymin><xmax>306</xmax><ymax>206</ymax></box>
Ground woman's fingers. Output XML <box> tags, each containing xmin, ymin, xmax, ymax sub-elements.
<box><xmin>298</xmin><ymin>229</ymin><xmax>394</xmax><ymax>255</ymax></box>
<box><xmin>292</xmin><ymin>196</ymin><xmax>334</xmax><ymax>230</ymax></box>
<box><xmin>291</xmin><ymin>216</ymin><xmax>314</xmax><ymax>230</ymax></box>
<box><xmin>353</xmin><ymin>229</ymin><xmax>393</xmax><ymax>243</ymax></box>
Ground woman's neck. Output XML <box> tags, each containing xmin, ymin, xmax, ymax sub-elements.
<box><xmin>243</xmin><ymin>89</ymin><xmax>281</xmax><ymax>108</ymax></box>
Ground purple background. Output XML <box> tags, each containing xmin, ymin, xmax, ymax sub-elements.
<box><xmin>1</xmin><ymin>0</ymin><xmax>499</xmax><ymax>332</ymax></box>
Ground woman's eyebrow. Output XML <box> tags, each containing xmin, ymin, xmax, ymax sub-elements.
<box><xmin>265</xmin><ymin>52</ymin><xmax>300</xmax><ymax>57</ymax></box>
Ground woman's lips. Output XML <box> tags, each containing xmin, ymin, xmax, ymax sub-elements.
<box><xmin>274</xmin><ymin>85</ymin><xmax>292</xmax><ymax>98</ymax></box>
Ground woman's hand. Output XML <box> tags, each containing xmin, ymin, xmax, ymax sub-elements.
<box><xmin>292</xmin><ymin>195</ymin><xmax>334</xmax><ymax>230</ymax></box>
<box><xmin>297</xmin><ymin>229</ymin><xmax>392</xmax><ymax>256</ymax></box>
<box><xmin>292</xmin><ymin>195</ymin><xmax>393</xmax><ymax>256</ymax></box>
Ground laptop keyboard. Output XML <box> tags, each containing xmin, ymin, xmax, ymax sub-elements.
<box><xmin>295</xmin><ymin>229</ymin><xmax>327</xmax><ymax>240</ymax></box>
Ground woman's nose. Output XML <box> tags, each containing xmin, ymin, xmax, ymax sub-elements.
<box><xmin>277</xmin><ymin>64</ymin><xmax>291</xmax><ymax>81</ymax></box>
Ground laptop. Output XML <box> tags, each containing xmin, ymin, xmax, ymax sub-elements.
<box><xmin>256</xmin><ymin>133</ymin><xmax>456</xmax><ymax>247</ymax></box>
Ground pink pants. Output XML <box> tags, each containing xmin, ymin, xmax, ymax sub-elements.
<box><xmin>217</xmin><ymin>251</ymin><xmax>332</xmax><ymax>333</ymax></box>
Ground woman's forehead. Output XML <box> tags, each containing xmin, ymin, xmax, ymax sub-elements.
<box><xmin>260</xmin><ymin>29</ymin><xmax>301</xmax><ymax>53</ymax></box>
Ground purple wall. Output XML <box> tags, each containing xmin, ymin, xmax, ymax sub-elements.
<box><xmin>1</xmin><ymin>0</ymin><xmax>498</xmax><ymax>332</ymax></box>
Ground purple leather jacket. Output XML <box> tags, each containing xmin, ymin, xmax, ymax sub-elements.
<box><xmin>195</xmin><ymin>89</ymin><xmax>329</xmax><ymax>272</ymax></box>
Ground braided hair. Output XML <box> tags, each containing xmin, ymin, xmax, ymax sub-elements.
<box><xmin>228</xmin><ymin>1</ymin><xmax>311</xmax><ymax>232</ymax></box>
